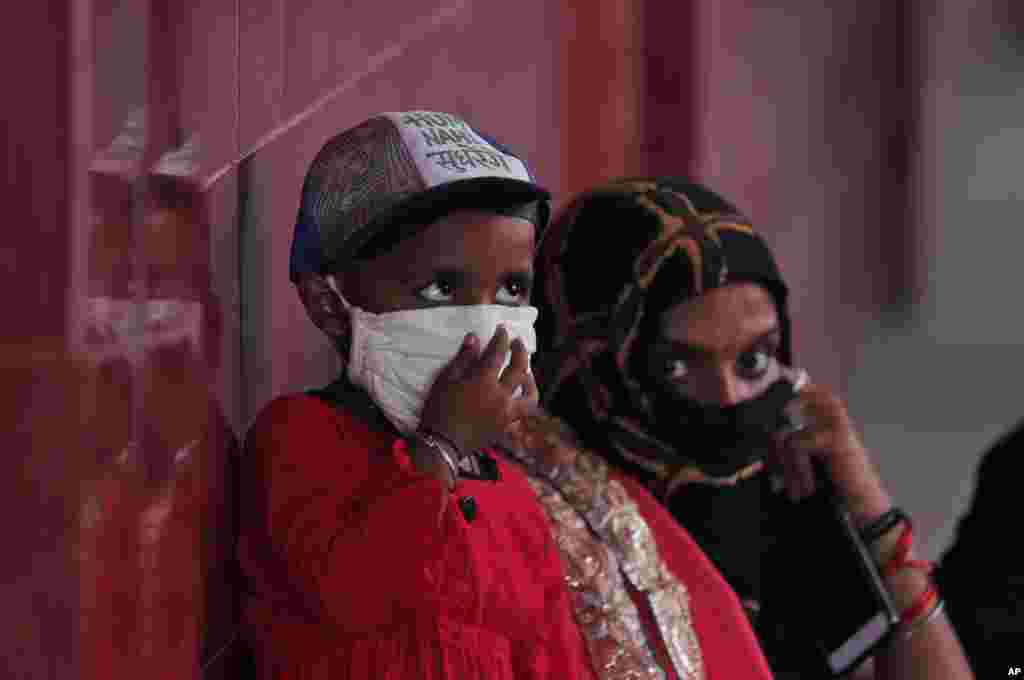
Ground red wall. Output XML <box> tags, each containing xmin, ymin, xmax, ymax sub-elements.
<box><xmin>693</xmin><ymin>1</ymin><xmax>923</xmax><ymax>392</ymax></box>
<box><xmin>0</xmin><ymin>1</ymin><xmax>78</xmax><ymax>677</ymax></box>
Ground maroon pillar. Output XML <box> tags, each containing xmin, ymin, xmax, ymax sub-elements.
<box><xmin>0</xmin><ymin>0</ymin><xmax>78</xmax><ymax>677</ymax></box>
<box><xmin>642</xmin><ymin>1</ymin><xmax>700</xmax><ymax>178</ymax></box>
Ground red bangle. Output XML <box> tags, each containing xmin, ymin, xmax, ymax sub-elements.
<box><xmin>877</xmin><ymin>521</ymin><xmax>940</xmax><ymax>632</ymax></box>
<box><xmin>881</xmin><ymin>523</ymin><xmax>915</xmax><ymax>579</ymax></box>
<box><xmin>899</xmin><ymin>585</ymin><xmax>939</xmax><ymax>626</ymax></box>
<box><xmin>891</xmin><ymin>558</ymin><xmax>934</xmax><ymax>578</ymax></box>
<box><xmin>881</xmin><ymin>522</ymin><xmax>935</xmax><ymax>580</ymax></box>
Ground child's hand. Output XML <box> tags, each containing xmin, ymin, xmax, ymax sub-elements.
<box><xmin>419</xmin><ymin>325</ymin><xmax>539</xmax><ymax>453</ymax></box>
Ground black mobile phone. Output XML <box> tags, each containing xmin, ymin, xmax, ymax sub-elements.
<box><xmin>772</xmin><ymin>461</ymin><xmax>900</xmax><ymax>676</ymax></box>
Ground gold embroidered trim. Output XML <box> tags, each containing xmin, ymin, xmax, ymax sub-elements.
<box><xmin>504</xmin><ymin>415</ymin><xmax>704</xmax><ymax>680</ymax></box>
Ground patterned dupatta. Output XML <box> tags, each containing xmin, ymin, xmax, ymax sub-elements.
<box><xmin>500</xmin><ymin>413</ymin><xmax>704</xmax><ymax>680</ymax></box>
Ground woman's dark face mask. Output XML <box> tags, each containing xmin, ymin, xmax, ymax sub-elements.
<box><xmin>650</xmin><ymin>378</ymin><xmax>798</xmax><ymax>478</ymax></box>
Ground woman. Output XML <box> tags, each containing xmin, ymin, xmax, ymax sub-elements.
<box><xmin>532</xmin><ymin>177</ymin><xmax>973</xmax><ymax>679</ymax></box>
<box><xmin>238</xmin><ymin>114</ymin><xmax>772</xmax><ymax>678</ymax></box>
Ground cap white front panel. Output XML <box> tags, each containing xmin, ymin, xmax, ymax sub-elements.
<box><xmin>383</xmin><ymin>111</ymin><xmax>532</xmax><ymax>188</ymax></box>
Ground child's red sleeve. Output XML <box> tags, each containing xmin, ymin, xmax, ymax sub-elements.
<box><xmin>245</xmin><ymin>395</ymin><xmax>467</xmax><ymax>632</ymax></box>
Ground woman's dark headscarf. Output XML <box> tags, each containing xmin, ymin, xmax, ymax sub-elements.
<box><xmin>534</xmin><ymin>177</ymin><xmax>792</xmax><ymax>493</ymax></box>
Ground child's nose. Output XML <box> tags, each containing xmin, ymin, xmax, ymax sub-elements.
<box><xmin>460</xmin><ymin>288</ymin><xmax>494</xmax><ymax>306</ymax></box>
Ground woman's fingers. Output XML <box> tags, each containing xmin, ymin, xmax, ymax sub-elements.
<box><xmin>785</xmin><ymin>426</ymin><xmax>835</xmax><ymax>455</ymax></box>
<box><xmin>793</xmin><ymin>449</ymin><xmax>817</xmax><ymax>499</ymax></box>
<box><xmin>769</xmin><ymin>439</ymin><xmax>796</xmax><ymax>499</ymax></box>
<box><xmin>774</xmin><ymin>381</ymin><xmax>891</xmax><ymax>516</ymax></box>
<box><xmin>774</xmin><ymin>385</ymin><xmax>837</xmax><ymax>500</ymax></box>
<box><xmin>772</xmin><ymin>436</ymin><xmax>813</xmax><ymax>501</ymax></box>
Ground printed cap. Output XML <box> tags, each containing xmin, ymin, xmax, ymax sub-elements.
<box><xmin>290</xmin><ymin>111</ymin><xmax>550</xmax><ymax>280</ymax></box>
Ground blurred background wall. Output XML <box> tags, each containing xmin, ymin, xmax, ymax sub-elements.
<box><xmin>844</xmin><ymin>0</ymin><xmax>1024</xmax><ymax>560</ymax></box>
<box><xmin>692</xmin><ymin>0</ymin><xmax>1024</xmax><ymax>562</ymax></box>
<box><xmin>3</xmin><ymin>0</ymin><xmax>1021</xmax><ymax>675</ymax></box>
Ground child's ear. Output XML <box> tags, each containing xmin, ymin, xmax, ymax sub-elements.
<box><xmin>295</xmin><ymin>273</ymin><xmax>350</xmax><ymax>342</ymax></box>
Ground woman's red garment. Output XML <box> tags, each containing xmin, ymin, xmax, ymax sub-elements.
<box><xmin>238</xmin><ymin>394</ymin><xmax>772</xmax><ymax>679</ymax></box>
<box><xmin>612</xmin><ymin>471</ymin><xmax>773</xmax><ymax>680</ymax></box>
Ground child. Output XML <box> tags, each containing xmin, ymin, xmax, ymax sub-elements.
<box><xmin>237</xmin><ymin>112</ymin><xmax>772</xmax><ymax>679</ymax></box>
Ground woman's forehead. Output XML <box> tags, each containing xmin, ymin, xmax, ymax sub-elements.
<box><xmin>658</xmin><ymin>283</ymin><xmax>779</xmax><ymax>352</ymax></box>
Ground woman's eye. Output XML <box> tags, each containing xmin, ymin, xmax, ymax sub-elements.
<box><xmin>495</xmin><ymin>280</ymin><xmax>529</xmax><ymax>305</ymax></box>
<box><xmin>416</xmin><ymin>280</ymin><xmax>455</xmax><ymax>303</ymax></box>
<box><xmin>663</xmin><ymin>357</ymin><xmax>689</xmax><ymax>381</ymax></box>
<box><xmin>736</xmin><ymin>350</ymin><xmax>773</xmax><ymax>379</ymax></box>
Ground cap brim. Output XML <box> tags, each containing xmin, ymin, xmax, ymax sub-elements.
<box><xmin>341</xmin><ymin>176</ymin><xmax>551</xmax><ymax>264</ymax></box>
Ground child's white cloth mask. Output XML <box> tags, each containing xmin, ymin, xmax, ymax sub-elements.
<box><xmin>326</xmin><ymin>275</ymin><xmax>538</xmax><ymax>434</ymax></box>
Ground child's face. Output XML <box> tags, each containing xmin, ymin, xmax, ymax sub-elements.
<box><xmin>340</xmin><ymin>209</ymin><xmax>536</xmax><ymax>313</ymax></box>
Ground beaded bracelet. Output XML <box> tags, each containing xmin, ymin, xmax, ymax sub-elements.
<box><xmin>894</xmin><ymin>584</ymin><xmax>944</xmax><ymax>641</ymax></box>
<box><xmin>900</xmin><ymin>596</ymin><xmax>945</xmax><ymax>639</ymax></box>
<box><xmin>900</xmin><ymin>584</ymin><xmax>939</xmax><ymax>624</ymax></box>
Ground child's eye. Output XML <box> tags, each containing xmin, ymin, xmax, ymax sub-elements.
<box><xmin>417</xmin><ymin>280</ymin><xmax>456</xmax><ymax>303</ymax></box>
<box><xmin>495</xmin><ymin>279</ymin><xmax>530</xmax><ymax>305</ymax></box>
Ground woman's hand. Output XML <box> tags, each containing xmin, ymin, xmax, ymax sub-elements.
<box><xmin>419</xmin><ymin>325</ymin><xmax>539</xmax><ymax>454</ymax></box>
<box><xmin>775</xmin><ymin>379</ymin><xmax>976</xmax><ymax>679</ymax></box>
<box><xmin>772</xmin><ymin>379</ymin><xmax>892</xmax><ymax>521</ymax></box>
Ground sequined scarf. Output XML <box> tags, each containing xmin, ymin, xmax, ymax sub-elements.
<box><xmin>501</xmin><ymin>414</ymin><xmax>704</xmax><ymax>680</ymax></box>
